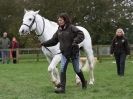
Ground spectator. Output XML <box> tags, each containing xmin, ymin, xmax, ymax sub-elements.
<box><xmin>0</xmin><ymin>32</ymin><xmax>10</xmax><ymax>64</ymax></box>
<box><xmin>10</xmin><ymin>37</ymin><xmax>19</xmax><ymax>64</ymax></box>
<box><xmin>110</xmin><ymin>28</ymin><xmax>130</xmax><ymax>76</ymax></box>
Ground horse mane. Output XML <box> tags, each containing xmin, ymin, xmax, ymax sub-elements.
<box><xmin>49</xmin><ymin>20</ymin><xmax>58</xmax><ymax>27</ymax></box>
<box><xmin>43</xmin><ymin>17</ymin><xmax>58</xmax><ymax>27</ymax></box>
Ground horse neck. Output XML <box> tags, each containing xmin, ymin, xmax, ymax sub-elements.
<box><xmin>35</xmin><ymin>14</ymin><xmax>58</xmax><ymax>43</ymax></box>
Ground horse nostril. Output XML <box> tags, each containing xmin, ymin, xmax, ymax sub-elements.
<box><xmin>22</xmin><ymin>29</ymin><xmax>24</xmax><ymax>33</ymax></box>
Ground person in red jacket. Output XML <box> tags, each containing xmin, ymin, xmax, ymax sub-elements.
<box><xmin>10</xmin><ymin>37</ymin><xmax>19</xmax><ymax>64</ymax></box>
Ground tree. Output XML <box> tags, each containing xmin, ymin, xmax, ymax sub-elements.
<box><xmin>0</xmin><ymin>0</ymin><xmax>132</xmax><ymax>47</ymax></box>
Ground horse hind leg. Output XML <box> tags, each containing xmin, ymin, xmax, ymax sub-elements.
<box><xmin>75</xmin><ymin>57</ymin><xmax>89</xmax><ymax>85</ymax></box>
<box><xmin>83</xmin><ymin>44</ymin><xmax>95</xmax><ymax>85</ymax></box>
<box><xmin>75</xmin><ymin>54</ymin><xmax>89</xmax><ymax>85</ymax></box>
<box><xmin>76</xmin><ymin>57</ymin><xmax>93</xmax><ymax>85</ymax></box>
<box><xmin>75</xmin><ymin>61</ymin><xmax>82</xmax><ymax>85</ymax></box>
<box><xmin>75</xmin><ymin>56</ymin><xmax>95</xmax><ymax>85</ymax></box>
<box><xmin>87</xmin><ymin>55</ymin><xmax>95</xmax><ymax>85</ymax></box>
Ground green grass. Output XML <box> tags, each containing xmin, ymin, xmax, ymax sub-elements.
<box><xmin>0</xmin><ymin>60</ymin><xmax>133</xmax><ymax>99</ymax></box>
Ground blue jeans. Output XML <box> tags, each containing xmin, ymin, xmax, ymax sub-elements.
<box><xmin>60</xmin><ymin>53</ymin><xmax>80</xmax><ymax>73</ymax></box>
<box><xmin>1</xmin><ymin>50</ymin><xmax>9</xmax><ymax>64</ymax></box>
<box><xmin>114</xmin><ymin>53</ymin><xmax>126</xmax><ymax>76</ymax></box>
<box><xmin>59</xmin><ymin>53</ymin><xmax>86</xmax><ymax>90</ymax></box>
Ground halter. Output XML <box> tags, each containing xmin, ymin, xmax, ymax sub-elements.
<box><xmin>22</xmin><ymin>15</ymin><xmax>36</xmax><ymax>30</ymax></box>
<box><xmin>22</xmin><ymin>15</ymin><xmax>45</xmax><ymax>37</ymax></box>
<box><xmin>22</xmin><ymin>14</ymin><xmax>60</xmax><ymax>55</ymax></box>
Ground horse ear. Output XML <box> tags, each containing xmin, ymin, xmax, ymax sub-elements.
<box><xmin>24</xmin><ymin>9</ymin><xmax>28</xmax><ymax>13</ymax></box>
<box><xmin>35</xmin><ymin>10</ymin><xmax>40</xmax><ymax>14</ymax></box>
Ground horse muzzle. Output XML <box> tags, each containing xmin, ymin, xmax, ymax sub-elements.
<box><xmin>19</xmin><ymin>28</ymin><xmax>30</xmax><ymax>36</ymax></box>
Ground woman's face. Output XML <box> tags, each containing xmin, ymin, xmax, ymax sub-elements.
<box><xmin>12</xmin><ymin>37</ymin><xmax>16</xmax><ymax>41</ymax></box>
<box><xmin>58</xmin><ymin>17</ymin><xmax>65</xmax><ymax>26</ymax></box>
<box><xmin>116</xmin><ymin>30</ymin><xmax>123</xmax><ymax>36</ymax></box>
<box><xmin>3</xmin><ymin>32</ymin><xmax>7</xmax><ymax>37</ymax></box>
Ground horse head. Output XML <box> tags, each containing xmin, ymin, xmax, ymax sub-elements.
<box><xmin>19</xmin><ymin>9</ymin><xmax>39</xmax><ymax>35</ymax></box>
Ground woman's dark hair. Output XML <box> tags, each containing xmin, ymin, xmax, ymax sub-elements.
<box><xmin>57</xmin><ymin>13</ymin><xmax>71</xmax><ymax>25</ymax></box>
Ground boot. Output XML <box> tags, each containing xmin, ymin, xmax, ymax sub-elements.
<box><xmin>13</xmin><ymin>59</ymin><xmax>17</xmax><ymax>64</ymax></box>
<box><xmin>55</xmin><ymin>72</ymin><xmax>66</xmax><ymax>93</ymax></box>
<box><xmin>77</xmin><ymin>71</ymin><xmax>87</xmax><ymax>89</ymax></box>
<box><xmin>55</xmin><ymin>83</ymin><xmax>61</xmax><ymax>88</ymax></box>
<box><xmin>54</xmin><ymin>87</ymin><xmax>65</xmax><ymax>93</ymax></box>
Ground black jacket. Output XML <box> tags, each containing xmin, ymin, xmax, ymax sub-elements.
<box><xmin>110</xmin><ymin>36</ymin><xmax>130</xmax><ymax>55</ymax></box>
<box><xmin>42</xmin><ymin>24</ymin><xmax>84</xmax><ymax>57</ymax></box>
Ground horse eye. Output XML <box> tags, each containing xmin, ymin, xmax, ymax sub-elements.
<box><xmin>29</xmin><ymin>18</ymin><xmax>32</xmax><ymax>21</ymax></box>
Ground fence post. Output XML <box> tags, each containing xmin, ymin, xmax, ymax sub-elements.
<box><xmin>96</xmin><ymin>45</ymin><xmax>102</xmax><ymax>62</ymax></box>
<box><xmin>36</xmin><ymin>49</ymin><xmax>39</xmax><ymax>62</ymax></box>
<box><xmin>96</xmin><ymin>45</ymin><xmax>99</xmax><ymax>60</ymax></box>
<box><xmin>16</xmin><ymin>48</ymin><xmax>19</xmax><ymax>63</ymax></box>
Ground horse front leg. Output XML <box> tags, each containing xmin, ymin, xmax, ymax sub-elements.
<box><xmin>48</xmin><ymin>54</ymin><xmax>61</xmax><ymax>86</ymax></box>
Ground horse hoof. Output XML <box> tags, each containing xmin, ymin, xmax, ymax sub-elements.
<box><xmin>52</xmin><ymin>80</ymin><xmax>57</xmax><ymax>85</ymax></box>
<box><xmin>52</xmin><ymin>80</ymin><xmax>60</xmax><ymax>87</ymax></box>
<box><xmin>76</xmin><ymin>80</ymin><xmax>81</xmax><ymax>85</ymax></box>
<box><xmin>76</xmin><ymin>82</ymin><xmax>81</xmax><ymax>85</ymax></box>
<box><xmin>89</xmin><ymin>81</ymin><xmax>94</xmax><ymax>85</ymax></box>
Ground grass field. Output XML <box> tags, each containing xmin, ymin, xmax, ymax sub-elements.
<box><xmin>0</xmin><ymin>60</ymin><xmax>133</xmax><ymax>99</ymax></box>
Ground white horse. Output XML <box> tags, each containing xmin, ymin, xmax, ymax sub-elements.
<box><xmin>19</xmin><ymin>10</ymin><xmax>95</xmax><ymax>85</ymax></box>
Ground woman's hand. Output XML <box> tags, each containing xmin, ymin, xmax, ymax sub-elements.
<box><xmin>72</xmin><ymin>43</ymin><xmax>79</xmax><ymax>56</ymax></box>
<box><xmin>110</xmin><ymin>54</ymin><xmax>113</xmax><ymax>57</ymax></box>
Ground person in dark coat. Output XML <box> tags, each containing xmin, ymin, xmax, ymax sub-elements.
<box><xmin>110</xmin><ymin>28</ymin><xmax>130</xmax><ymax>76</ymax></box>
<box><xmin>41</xmin><ymin>13</ymin><xmax>87</xmax><ymax>93</ymax></box>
